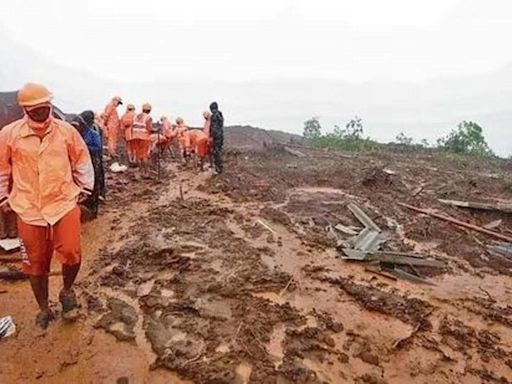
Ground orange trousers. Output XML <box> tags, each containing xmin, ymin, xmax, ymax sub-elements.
<box><xmin>107</xmin><ymin>127</ymin><xmax>118</xmax><ymax>156</ymax></box>
<box><xmin>17</xmin><ymin>206</ymin><xmax>81</xmax><ymax>276</ymax></box>
<box><xmin>125</xmin><ymin>139</ymin><xmax>135</xmax><ymax>158</ymax></box>
<box><xmin>195</xmin><ymin>138</ymin><xmax>210</xmax><ymax>158</ymax></box>
<box><xmin>131</xmin><ymin>139</ymin><xmax>151</xmax><ymax>162</ymax></box>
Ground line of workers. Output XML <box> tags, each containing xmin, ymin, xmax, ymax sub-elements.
<box><xmin>0</xmin><ymin>83</ymin><xmax>224</xmax><ymax>328</ymax></box>
<box><xmin>100</xmin><ymin>96</ymin><xmax>224</xmax><ymax>175</ymax></box>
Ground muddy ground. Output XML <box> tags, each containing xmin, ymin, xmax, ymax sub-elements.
<box><xmin>1</xmin><ymin>144</ymin><xmax>512</xmax><ymax>383</ymax></box>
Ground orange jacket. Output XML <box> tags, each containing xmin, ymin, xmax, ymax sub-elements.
<box><xmin>132</xmin><ymin>113</ymin><xmax>153</xmax><ymax>141</ymax></box>
<box><xmin>162</xmin><ymin>120</ymin><xmax>174</xmax><ymax>139</ymax></box>
<box><xmin>103</xmin><ymin>101</ymin><xmax>120</xmax><ymax>134</ymax></box>
<box><xmin>177</xmin><ymin>124</ymin><xmax>188</xmax><ymax>149</ymax></box>
<box><xmin>0</xmin><ymin>117</ymin><xmax>94</xmax><ymax>226</ymax></box>
<box><xmin>121</xmin><ymin>111</ymin><xmax>135</xmax><ymax>141</ymax></box>
<box><xmin>203</xmin><ymin>117</ymin><xmax>211</xmax><ymax>138</ymax></box>
<box><xmin>188</xmin><ymin>129</ymin><xmax>208</xmax><ymax>147</ymax></box>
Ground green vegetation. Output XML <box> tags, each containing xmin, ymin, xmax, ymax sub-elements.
<box><xmin>302</xmin><ymin>117</ymin><xmax>322</xmax><ymax>139</ymax></box>
<box><xmin>437</xmin><ymin>121</ymin><xmax>493</xmax><ymax>156</ymax></box>
<box><xmin>310</xmin><ymin>116</ymin><xmax>380</xmax><ymax>151</ymax></box>
<box><xmin>304</xmin><ymin>117</ymin><xmax>495</xmax><ymax>158</ymax></box>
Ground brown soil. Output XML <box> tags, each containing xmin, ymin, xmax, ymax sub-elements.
<box><xmin>1</xmin><ymin>143</ymin><xmax>512</xmax><ymax>383</ymax></box>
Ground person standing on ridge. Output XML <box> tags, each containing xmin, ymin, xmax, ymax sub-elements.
<box><xmin>103</xmin><ymin>96</ymin><xmax>122</xmax><ymax>157</ymax></box>
<box><xmin>0</xmin><ymin>83</ymin><xmax>94</xmax><ymax>329</ymax></box>
<box><xmin>202</xmin><ymin>111</ymin><xmax>213</xmax><ymax>169</ymax></box>
<box><xmin>209</xmin><ymin>102</ymin><xmax>224</xmax><ymax>173</ymax></box>
<box><xmin>121</xmin><ymin>104</ymin><xmax>136</xmax><ymax>163</ymax></box>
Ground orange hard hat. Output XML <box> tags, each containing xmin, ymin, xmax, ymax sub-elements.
<box><xmin>18</xmin><ymin>83</ymin><xmax>53</xmax><ymax>107</ymax></box>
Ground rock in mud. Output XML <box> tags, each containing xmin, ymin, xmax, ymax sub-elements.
<box><xmin>357</xmin><ymin>373</ymin><xmax>388</xmax><ymax>384</ymax></box>
<box><xmin>94</xmin><ymin>298</ymin><xmax>139</xmax><ymax>342</ymax></box>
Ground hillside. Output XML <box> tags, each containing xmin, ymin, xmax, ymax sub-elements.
<box><xmin>225</xmin><ymin>125</ymin><xmax>306</xmax><ymax>150</ymax></box>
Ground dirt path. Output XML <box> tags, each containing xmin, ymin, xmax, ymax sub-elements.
<box><xmin>1</xmin><ymin>155</ymin><xmax>512</xmax><ymax>383</ymax></box>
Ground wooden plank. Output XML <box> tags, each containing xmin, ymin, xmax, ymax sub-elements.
<box><xmin>366</xmin><ymin>253</ymin><xmax>445</xmax><ymax>268</ymax></box>
<box><xmin>347</xmin><ymin>203</ymin><xmax>381</xmax><ymax>232</ymax></box>
<box><xmin>439</xmin><ymin>199</ymin><xmax>512</xmax><ymax>213</ymax></box>
<box><xmin>398</xmin><ymin>202</ymin><xmax>512</xmax><ymax>243</ymax></box>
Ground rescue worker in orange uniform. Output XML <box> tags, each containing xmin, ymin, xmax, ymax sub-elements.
<box><xmin>175</xmin><ymin>117</ymin><xmax>189</xmax><ymax>162</ymax></box>
<box><xmin>154</xmin><ymin>116</ymin><xmax>176</xmax><ymax>156</ymax></box>
<box><xmin>0</xmin><ymin>83</ymin><xmax>94</xmax><ymax>329</ymax></box>
<box><xmin>202</xmin><ymin>111</ymin><xmax>213</xmax><ymax>169</ymax></box>
<box><xmin>188</xmin><ymin>129</ymin><xmax>210</xmax><ymax>171</ymax></box>
<box><xmin>120</xmin><ymin>104</ymin><xmax>136</xmax><ymax>163</ymax></box>
<box><xmin>103</xmin><ymin>96</ymin><xmax>123</xmax><ymax>157</ymax></box>
<box><xmin>131</xmin><ymin>103</ymin><xmax>153</xmax><ymax>175</ymax></box>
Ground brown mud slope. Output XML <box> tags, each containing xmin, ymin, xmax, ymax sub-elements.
<box><xmin>1</xmin><ymin>145</ymin><xmax>512</xmax><ymax>383</ymax></box>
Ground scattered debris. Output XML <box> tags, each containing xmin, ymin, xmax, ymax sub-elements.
<box><xmin>411</xmin><ymin>184</ymin><xmax>425</xmax><ymax>197</ymax></box>
<box><xmin>284</xmin><ymin>147</ymin><xmax>307</xmax><ymax>158</ymax></box>
<box><xmin>487</xmin><ymin>242</ymin><xmax>512</xmax><ymax>258</ymax></box>
<box><xmin>347</xmin><ymin>203</ymin><xmax>381</xmax><ymax>232</ymax></box>
<box><xmin>351</xmin><ymin>227</ymin><xmax>384</xmax><ymax>252</ymax></box>
<box><xmin>399</xmin><ymin>202</ymin><xmax>512</xmax><ymax>243</ymax></box>
<box><xmin>256</xmin><ymin>219</ymin><xmax>276</xmax><ymax>234</ymax></box>
<box><xmin>0</xmin><ymin>316</ymin><xmax>16</xmax><ymax>340</ymax></box>
<box><xmin>0</xmin><ymin>238</ymin><xmax>20</xmax><ymax>252</ymax></box>
<box><xmin>109</xmin><ymin>162</ymin><xmax>128</xmax><ymax>173</ymax></box>
<box><xmin>439</xmin><ymin>199</ymin><xmax>512</xmax><ymax>213</ymax></box>
<box><xmin>341</xmin><ymin>203</ymin><xmax>444</xmax><ymax>284</ymax></box>
<box><xmin>483</xmin><ymin>219</ymin><xmax>503</xmax><ymax>230</ymax></box>
<box><xmin>342</xmin><ymin>250</ymin><xmax>445</xmax><ymax>268</ymax></box>
<box><xmin>334</xmin><ymin>223</ymin><xmax>360</xmax><ymax>236</ymax></box>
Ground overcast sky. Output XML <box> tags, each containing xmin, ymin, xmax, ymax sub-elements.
<box><xmin>3</xmin><ymin>0</ymin><xmax>512</xmax><ymax>83</ymax></box>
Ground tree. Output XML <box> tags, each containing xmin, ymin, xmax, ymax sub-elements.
<box><xmin>303</xmin><ymin>117</ymin><xmax>322</xmax><ymax>139</ymax></box>
<box><xmin>438</xmin><ymin>121</ymin><xmax>492</xmax><ymax>156</ymax></box>
<box><xmin>420</xmin><ymin>139</ymin><xmax>430</xmax><ymax>148</ymax></box>
<box><xmin>344</xmin><ymin>116</ymin><xmax>364</xmax><ymax>139</ymax></box>
<box><xmin>395</xmin><ymin>132</ymin><xmax>413</xmax><ymax>145</ymax></box>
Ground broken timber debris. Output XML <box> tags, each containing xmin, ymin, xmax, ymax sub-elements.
<box><xmin>339</xmin><ymin>203</ymin><xmax>445</xmax><ymax>284</ymax></box>
<box><xmin>283</xmin><ymin>147</ymin><xmax>307</xmax><ymax>158</ymax></box>
<box><xmin>483</xmin><ymin>219</ymin><xmax>502</xmax><ymax>230</ymax></box>
<box><xmin>341</xmin><ymin>249</ymin><xmax>445</xmax><ymax>268</ymax></box>
<box><xmin>438</xmin><ymin>199</ymin><xmax>512</xmax><ymax>214</ymax></box>
<box><xmin>257</xmin><ymin>219</ymin><xmax>276</xmax><ymax>234</ymax></box>
<box><xmin>486</xmin><ymin>243</ymin><xmax>512</xmax><ymax>258</ymax></box>
<box><xmin>334</xmin><ymin>223</ymin><xmax>359</xmax><ymax>236</ymax></box>
<box><xmin>347</xmin><ymin>203</ymin><xmax>381</xmax><ymax>232</ymax></box>
<box><xmin>398</xmin><ymin>202</ymin><xmax>512</xmax><ymax>243</ymax></box>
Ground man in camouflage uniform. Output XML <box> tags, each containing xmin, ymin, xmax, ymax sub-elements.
<box><xmin>209</xmin><ymin>102</ymin><xmax>224</xmax><ymax>174</ymax></box>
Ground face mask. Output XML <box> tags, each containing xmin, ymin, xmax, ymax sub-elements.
<box><xmin>25</xmin><ymin>105</ymin><xmax>53</xmax><ymax>131</ymax></box>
